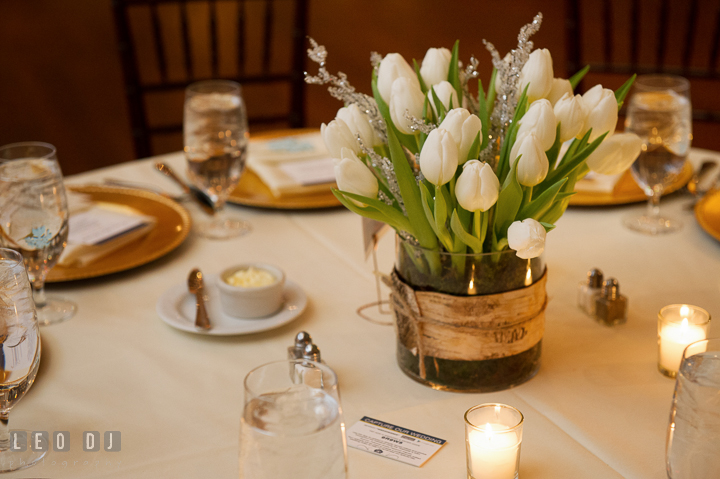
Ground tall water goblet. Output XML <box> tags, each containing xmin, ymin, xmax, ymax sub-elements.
<box><xmin>239</xmin><ymin>359</ymin><xmax>348</xmax><ymax>479</ymax></box>
<box><xmin>184</xmin><ymin>80</ymin><xmax>250</xmax><ymax>239</ymax></box>
<box><xmin>666</xmin><ymin>338</ymin><xmax>720</xmax><ymax>478</ymax></box>
<box><xmin>0</xmin><ymin>142</ymin><xmax>76</xmax><ymax>325</ymax></box>
<box><xmin>0</xmin><ymin>248</ymin><xmax>46</xmax><ymax>471</ymax></box>
<box><xmin>624</xmin><ymin>75</ymin><xmax>692</xmax><ymax>234</ymax></box>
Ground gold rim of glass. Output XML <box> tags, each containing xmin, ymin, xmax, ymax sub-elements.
<box><xmin>186</xmin><ymin>79</ymin><xmax>242</xmax><ymax>95</ymax></box>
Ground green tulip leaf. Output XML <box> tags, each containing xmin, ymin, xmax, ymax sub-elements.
<box><xmin>332</xmin><ymin>190</ymin><xmax>411</xmax><ymax>234</ymax></box>
<box><xmin>448</xmin><ymin>40</ymin><xmax>462</xmax><ymax>105</ymax></box>
<box><xmin>546</xmin><ymin>123</ymin><xmax>563</xmax><ymax>174</ymax></box>
<box><xmin>569</xmin><ymin>65</ymin><xmax>590</xmax><ymax>89</ymax></box>
<box><xmin>467</xmin><ymin>132</ymin><xmax>482</xmax><ymax>163</ymax></box>
<box><xmin>451</xmin><ymin>210</ymin><xmax>484</xmax><ymax>253</ymax></box>
<box><xmin>486</xmin><ymin>68</ymin><xmax>497</xmax><ymax>117</ymax></box>
<box><xmin>494</xmin><ymin>160</ymin><xmax>523</xmax><ymax>237</ymax></box>
<box><xmin>518</xmin><ymin>177</ymin><xmax>567</xmax><ymax>221</ymax></box>
<box><xmin>333</xmin><ymin>189</ymin><xmax>412</xmax><ymax>232</ymax></box>
<box><xmin>615</xmin><ymin>73</ymin><xmax>637</xmax><ymax>109</ymax></box>
<box><xmin>430</xmin><ymin>87</ymin><xmax>448</xmax><ymax>123</ymax></box>
<box><xmin>539</xmin><ymin>132</ymin><xmax>607</xmax><ymax>196</ymax></box>
<box><xmin>413</xmin><ymin>59</ymin><xmax>429</xmax><ymax>94</ymax></box>
<box><xmin>387</xmin><ymin>127</ymin><xmax>438</xmax><ymax>250</ymax></box>
<box><xmin>539</xmin><ymin>221</ymin><xmax>556</xmax><ymax>232</ymax></box>
<box><xmin>477</xmin><ymin>79</ymin><xmax>490</xmax><ymax>151</ymax></box>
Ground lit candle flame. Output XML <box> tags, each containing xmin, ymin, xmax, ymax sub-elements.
<box><xmin>680</xmin><ymin>318</ymin><xmax>689</xmax><ymax>337</ymax></box>
<box><xmin>680</xmin><ymin>305</ymin><xmax>690</xmax><ymax>318</ymax></box>
<box><xmin>484</xmin><ymin>423</ymin><xmax>494</xmax><ymax>441</ymax></box>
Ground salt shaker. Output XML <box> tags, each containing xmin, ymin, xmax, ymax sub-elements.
<box><xmin>595</xmin><ymin>278</ymin><xmax>627</xmax><ymax>326</ymax></box>
<box><xmin>288</xmin><ymin>331</ymin><xmax>313</xmax><ymax>360</ymax></box>
<box><xmin>578</xmin><ymin>268</ymin><xmax>603</xmax><ymax>316</ymax></box>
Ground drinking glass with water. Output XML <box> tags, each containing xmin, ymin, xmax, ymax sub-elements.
<box><xmin>239</xmin><ymin>359</ymin><xmax>348</xmax><ymax>479</ymax></box>
<box><xmin>184</xmin><ymin>80</ymin><xmax>250</xmax><ymax>240</ymax></box>
<box><xmin>624</xmin><ymin>75</ymin><xmax>692</xmax><ymax>235</ymax></box>
<box><xmin>666</xmin><ymin>338</ymin><xmax>720</xmax><ymax>478</ymax></box>
<box><xmin>0</xmin><ymin>142</ymin><xmax>76</xmax><ymax>325</ymax></box>
<box><xmin>0</xmin><ymin>248</ymin><xmax>46</xmax><ymax>471</ymax></box>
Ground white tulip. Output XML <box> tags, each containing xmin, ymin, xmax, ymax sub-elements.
<box><xmin>585</xmin><ymin>133</ymin><xmax>642</xmax><ymax>175</ymax></box>
<box><xmin>517</xmin><ymin>99</ymin><xmax>557</xmax><ymax>151</ymax></box>
<box><xmin>582</xmin><ymin>85</ymin><xmax>618</xmax><ymax>141</ymax></box>
<box><xmin>553</xmin><ymin>93</ymin><xmax>588</xmax><ymax>143</ymax></box>
<box><xmin>455</xmin><ymin>160</ymin><xmax>499</xmax><ymax>212</ymax></box>
<box><xmin>438</xmin><ymin>108</ymin><xmax>482</xmax><ymax>164</ymax></box>
<box><xmin>546</xmin><ymin>78</ymin><xmax>573</xmax><ymax>106</ymax></box>
<box><xmin>336</xmin><ymin>104</ymin><xmax>378</xmax><ymax>148</ymax></box>
<box><xmin>389</xmin><ymin>77</ymin><xmax>426</xmax><ymax>135</ymax></box>
<box><xmin>420</xmin><ymin>47</ymin><xmax>452</xmax><ymax>88</ymax></box>
<box><xmin>377</xmin><ymin>53</ymin><xmax>419</xmax><ymax>104</ymax></box>
<box><xmin>518</xmin><ymin>48</ymin><xmax>554</xmax><ymax>102</ymax></box>
<box><xmin>321</xmin><ymin>118</ymin><xmax>359</xmax><ymax>159</ymax></box>
<box><xmin>508</xmin><ymin>218</ymin><xmax>546</xmax><ymax>259</ymax></box>
<box><xmin>419</xmin><ymin>128</ymin><xmax>459</xmax><ymax>186</ymax></box>
<box><xmin>511</xmin><ymin>133</ymin><xmax>549</xmax><ymax>187</ymax></box>
<box><xmin>334</xmin><ymin>148</ymin><xmax>379</xmax><ymax>205</ymax></box>
<box><xmin>430</xmin><ymin>81</ymin><xmax>459</xmax><ymax>116</ymax></box>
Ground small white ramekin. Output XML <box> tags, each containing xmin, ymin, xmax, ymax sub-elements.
<box><xmin>216</xmin><ymin>263</ymin><xmax>285</xmax><ymax>318</ymax></box>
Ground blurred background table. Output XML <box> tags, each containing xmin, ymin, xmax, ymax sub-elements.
<box><xmin>3</xmin><ymin>146</ymin><xmax>717</xmax><ymax>478</ymax></box>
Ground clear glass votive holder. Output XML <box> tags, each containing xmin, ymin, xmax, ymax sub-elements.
<box><xmin>658</xmin><ymin>304</ymin><xmax>710</xmax><ymax>378</ymax></box>
<box><xmin>465</xmin><ymin>403</ymin><xmax>523</xmax><ymax>479</ymax></box>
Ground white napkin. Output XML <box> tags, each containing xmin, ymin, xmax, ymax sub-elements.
<box><xmin>247</xmin><ymin>132</ymin><xmax>336</xmax><ymax>197</ymax></box>
<box><xmin>574</xmin><ymin>171</ymin><xmax>624</xmax><ymax>194</ymax></box>
<box><xmin>59</xmin><ymin>203</ymin><xmax>156</xmax><ymax>267</ymax></box>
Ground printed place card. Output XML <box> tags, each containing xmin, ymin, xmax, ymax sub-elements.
<box><xmin>276</xmin><ymin>157</ymin><xmax>336</xmax><ymax>186</ymax></box>
<box><xmin>346</xmin><ymin>417</ymin><xmax>446</xmax><ymax>467</ymax></box>
<box><xmin>68</xmin><ymin>208</ymin><xmax>151</xmax><ymax>246</ymax></box>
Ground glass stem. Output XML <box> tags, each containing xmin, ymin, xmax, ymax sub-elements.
<box><xmin>32</xmin><ymin>283</ymin><xmax>47</xmax><ymax>308</ymax></box>
<box><xmin>0</xmin><ymin>412</ymin><xmax>9</xmax><ymax>451</ymax></box>
<box><xmin>647</xmin><ymin>191</ymin><xmax>661</xmax><ymax>218</ymax></box>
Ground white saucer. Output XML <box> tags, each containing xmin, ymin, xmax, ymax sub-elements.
<box><xmin>156</xmin><ymin>274</ymin><xmax>306</xmax><ymax>336</ymax></box>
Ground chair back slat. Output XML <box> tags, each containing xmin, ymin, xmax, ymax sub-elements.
<box><xmin>262</xmin><ymin>0</ymin><xmax>274</xmax><ymax>73</ymax></box>
<box><xmin>150</xmin><ymin>3</ymin><xmax>168</xmax><ymax>82</ymax></box>
<box><xmin>629</xmin><ymin>0</ymin><xmax>640</xmax><ymax>68</ymax></box>
<box><xmin>655</xmin><ymin>0</ymin><xmax>669</xmax><ymax>70</ymax></box>
<box><xmin>112</xmin><ymin>0</ymin><xmax>308</xmax><ymax>158</ymax></box>
<box><xmin>602</xmin><ymin>0</ymin><xmax>613</xmax><ymax>66</ymax></box>
<box><xmin>709</xmin><ymin>4</ymin><xmax>720</xmax><ymax>72</ymax></box>
<box><xmin>682</xmin><ymin>0</ymin><xmax>699</xmax><ymax>73</ymax></box>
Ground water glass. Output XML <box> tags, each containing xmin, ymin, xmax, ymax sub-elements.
<box><xmin>624</xmin><ymin>75</ymin><xmax>692</xmax><ymax>234</ymax></box>
<box><xmin>0</xmin><ymin>142</ymin><xmax>76</xmax><ymax>325</ymax></box>
<box><xmin>239</xmin><ymin>359</ymin><xmax>348</xmax><ymax>479</ymax></box>
<box><xmin>184</xmin><ymin>79</ymin><xmax>250</xmax><ymax>240</ymax></box>
<box><xmin>666</xmin><ymin>338</ymin><xmax>720</xmax><ymax>478</ymax></box>
<box><xmin>0</xmin><ymin>248</ymin><xmax>46</xmax><ymax>471</ymax></box>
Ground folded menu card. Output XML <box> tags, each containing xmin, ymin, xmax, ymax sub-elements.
<box><xmin>59</xmin><ymin>204</ymin><xmax>156</xmax><ymax>267</ymax></box>
<box><xmin>574</xmin><ymin>171</ymin><xmax>624</xmax><ymax>194</ymax></box>
<box><xmin>247</xmin><ymin>132</ymin><xmax>336</xmax><ymax>198</ymax></box>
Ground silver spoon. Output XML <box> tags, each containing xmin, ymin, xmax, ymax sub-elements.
<box><xmin>188</xmin><ymin>268</ymin><xmax>211</xmax><ymax>331</ymax></box>
<box><xmin>685</xmin><ymin>159</ymin><xmax>718</xmax><ymax>209</ymax></box>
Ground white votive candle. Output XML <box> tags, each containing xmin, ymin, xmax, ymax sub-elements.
<box><xmin>465</xmin><ymin>404</ymin><xmax>523</xmax><ymax>479</ymax></box>
<box><xmin>658</xmin><ymin>305</ymin><xmax>710</xmax><ymax>378</ymax></box>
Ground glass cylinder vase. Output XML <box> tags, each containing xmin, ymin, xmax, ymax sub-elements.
<box><xmin>392</xmin><ymin>236</ymin><xmax>546</xmax><ymax>392</ymax></box>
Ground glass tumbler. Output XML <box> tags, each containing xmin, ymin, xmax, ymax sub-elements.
<box><xmin>624</xmin><ymin>75</ymin><xmax>692</xmax><ymax>234</ymax></box>
<box><xmin>666</xmin><ymin>338</ymin><xmax>720</xmax><ymax>478</ymax></box>
<box><xmin>465</xmin><ymin>403</ymin><xmax>523</xmax><ymax>479</ymax></box>
<box><xmin>239</xmin><ymin>359</ymin><xmax>348</xmax><ymax>479</ymax></box>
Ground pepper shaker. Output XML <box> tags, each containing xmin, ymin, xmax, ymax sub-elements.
<box><xmin>303</xmin><ymin>343</ymin><xmax>322</xmax><ymax>363</ymax></box>
<box><xmin>578</xmin><ymin>268</ymin><xmax>603</xmax><ymax>316</ymax></box>
<box><xmin>288</xmin><ymin>331</ymin><xmax>313</xmax><ymax>360</ymax></box>
<box><xmin>595</xmin><ymin>278</ymin><xmax>627</xmax><ymax>326</ymax></box>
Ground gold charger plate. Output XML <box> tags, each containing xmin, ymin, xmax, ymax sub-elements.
<box><xmin>569</xmin><ymin>161</ymin><xmax>693</xmax><ymax>206</ymax></box>
<box><xmin>695</xmin><ymin>188</ymin><xmax>720</xmax><ymax>243</ymax></box>
<box><xmin>46</xmin><ymin>185</ymin><xmax>191</xmax><ymax>283</ymax></box>
<box><xmin>227</xmin><ymin>129</ymin><xmax>341</xmax><ymax>210</ymax></box>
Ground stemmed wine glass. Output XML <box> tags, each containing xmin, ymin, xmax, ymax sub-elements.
<box><xmin>184</xmin><ymin>80</ymin><xmax>251</xmax><ymax>240</ymax></box>
<box><xmin>0</xmin><ymin>142</ymin><xmax>76</xmax><ymax>325</ymax></box>
<box><xmin>624</xmin><ymin>75</ymin><xmax>692</xmax><ymax>234</ymax></box>
<box><xmin>0</xmin><ymin>248</ymin><xmax>46</xmax><ymax>471</ymax></box>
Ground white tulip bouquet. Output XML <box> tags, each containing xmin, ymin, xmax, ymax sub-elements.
<box><xmin>306</xmin><ymin>14</ymin><xmax>639</xmax><ymax>265</ymax></box>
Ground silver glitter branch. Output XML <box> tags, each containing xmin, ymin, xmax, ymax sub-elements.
<box><xmin>460</xmin><ymin>56</ymin><xmax>481</xmax><ymax>115</ymax></box>
<box><xmin>404</xmin><ymin>111</ymin><xmax>436</xmax><ymax>135</ymax></box>
<box><xmin>479</xmin><ymin>12</ymin><xmax>543</xmax><ymax>169</ymax></box>
<box><xmin>358</xmin><ymin>138</ymin><xmax>406</xmax><ymax>215</ymax></box>
<box><xmin>305</xmin><ymin>37</ymin><xmax>388</xmax><ymax>143</ymax></box>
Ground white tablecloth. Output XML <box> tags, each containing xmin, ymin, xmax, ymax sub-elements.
<box><xmin>7</xmin><ymin>148</ymin><xmax>719</xmax><ymax>478</ymax></box>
